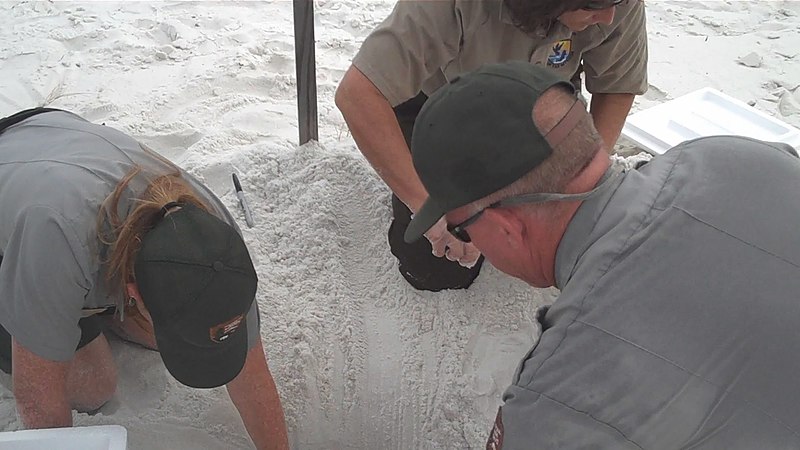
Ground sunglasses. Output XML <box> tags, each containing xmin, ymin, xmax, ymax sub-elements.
<box><xmin>582</xmin><ymin>0</ymin><xmax>625</xmax><ymax>11</ymax></box>
<box><xmin>447</xmin><ymin>209</ymin><xmax>485</xmax><ymax>243</ymax></box>
<box><xmin>446</xmin><ymin>167</ymin><xmax>622</xmax><ymax>243</ymax></box>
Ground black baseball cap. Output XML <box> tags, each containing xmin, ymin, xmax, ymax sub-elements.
<box><xmin>404</xmin><ymin>61</ymin><xmax>577</xmax><ymax>243</ymax></box>
<box><xmin>134</xmin><ymin>204</ymin><xmax>258</xmax><ymax>388</ymax></box>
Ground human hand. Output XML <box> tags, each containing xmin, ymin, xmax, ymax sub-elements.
<box><xmin>423</xmin><ymin>217</ymin><xmax>482</xmax><ymax>268</ymax></box>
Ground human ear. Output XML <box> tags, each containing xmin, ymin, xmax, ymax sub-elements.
<box><xmin>482</xmin><ymin>208</ymin><xmax>526</xmax><ymax>249</ymax></box>
<box><xmin>125</xmin><ymin>283</ymin><xmax>152</xmax><ymax>320</ymax></box>
<box><xmin>125</xmin><ymin>282</ymin><xmax>141</xmax><ymax>301</ymax></box>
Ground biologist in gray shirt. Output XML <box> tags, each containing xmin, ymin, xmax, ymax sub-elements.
<box><xmin>405</xmin><ymin>62</ymin><xmax>800</xmax><ymax>449</ymax></box>
<box><xmin>0</xmin><ymin>108</ymin><xmax>288</xmax><ymax>450</ymax></box>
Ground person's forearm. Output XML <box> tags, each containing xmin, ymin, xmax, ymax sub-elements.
<box><xmin>12</xmin><ymin>341</ymin><xmax>73</xmax><ymax>428</ymax></box>
<box><xmin>227</xmin><ymin>342</ymin><xmax>289</xmax><ymax>450</ymax></box>
<box><xmin>17</xmin><ymin>399</ymin><xmax>72</xmax><ymax>429</ymax></box>
<box><xmin>589</xmin><ymin>92</ymin><xmax>635</xmax><ymax>153</ymax></box>
<box><xmin>335</xmin><ymin>65</ymin><xmax>429</xmax><ymax>212</ymax></box>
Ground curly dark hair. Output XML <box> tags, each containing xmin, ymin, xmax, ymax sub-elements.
<box><xmin>502</xmin><ymin>0</ymin><xmax>599</xmax><ymax>33</ymax></box>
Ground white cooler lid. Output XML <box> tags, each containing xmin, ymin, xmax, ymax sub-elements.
<box><xmin>0</xmin><ymin>425</ymin><xmax>127</xmax><ymax>450</ymax></box>
<box><xmin>622</xmin><ymin>87</ymin><xmax>800</xmax><ymax>155</ymax></box>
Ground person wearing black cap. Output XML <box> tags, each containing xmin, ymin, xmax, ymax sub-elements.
<box><xmin>406</xmin><ymin>61</ymin><xmax>800</xmax><ymax>448</ymax></box>
<box><xmin>336</xmin><ymin>0</ymin><xmax>648</xmax><ymax>292</ymax></box>
<box><xmin>0</xmin><ymin>109</ymin><xmax>288</xmax><ymax>449</ymax></box>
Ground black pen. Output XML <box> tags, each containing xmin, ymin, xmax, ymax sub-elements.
<box><xmin>232</xmin><ymin>173</ymin><xmax>255</xmax><ymax>228</ymax></box>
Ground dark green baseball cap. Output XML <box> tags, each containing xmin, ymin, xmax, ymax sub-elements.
<box><xmin>404</xmin><ymin>61</ymin><xmax>576</xmax><ymax>243</ymax></box>
<box><xmin>135</xmin><ymin>204</ymin><xmax>257</xmax><ymax>388</ymax></box>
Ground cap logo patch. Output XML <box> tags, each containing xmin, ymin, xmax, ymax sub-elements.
<box><xmin>547</xmin><ymin>39</ymin><xmax>572</xmax><ymax>68</ymax></box>
<box><xmin>210</xmin><ymin>314</ymin><xmax>244</xmax><ymax>343</ymax></box>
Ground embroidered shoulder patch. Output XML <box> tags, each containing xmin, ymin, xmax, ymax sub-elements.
<box><xmin>547</xmin><ymin>39</ymin><xmax>573</xmax><ymax>68</ymax></box>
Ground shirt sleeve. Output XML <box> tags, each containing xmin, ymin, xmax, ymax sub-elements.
<box><xmin>582</xmin><ymin>0</ymin><xmax>648</xmax><ymax>95</ymax></box>
<box><xmin>0</xmin><ymin>206</ymin><xmax>91</xmax><ymax>361</ymax></box>
<box><xmin>352</xmin><ymin>0</ymin><xmax>463</xmax><ymax>106</ymax></box>
<box><xmin>245</xmin><ymin>297</ymin><xmax>260</xmax><ymax>349</ymax></box>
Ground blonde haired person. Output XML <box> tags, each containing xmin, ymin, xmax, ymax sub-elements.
<box><xmin>0</xmin><ymin>108</ymin><xmax>289</xmax><ymax>449</ymax></box>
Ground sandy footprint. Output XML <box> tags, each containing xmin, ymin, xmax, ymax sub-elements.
<box><xmin>136</xmin><ymin>127</ymin><xmax>204</xmax><ymax>163</ymax></box>
<box><xmin>80</xmin><ymin>103</ymin><xmax>118</xmax><ymax>122</ymax></box>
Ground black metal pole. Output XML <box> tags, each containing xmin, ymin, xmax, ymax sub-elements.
<box><xmin>293</xmin><ymin>0</ymin><xmax>319</xmax><ymax>145</ymax></box>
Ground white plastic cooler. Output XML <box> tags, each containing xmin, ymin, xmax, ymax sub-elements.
<box><xmin>0</xmin><ymin>425</ymin><xmax>127</xmax><ymax>450</ymax></box>
<box><xmin>622</xmin><ymin>87</ymin><xmax>800</xmax><ymax>155</ymax></box>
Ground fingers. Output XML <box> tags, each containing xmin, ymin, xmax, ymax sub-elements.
<box><xmin>458</xmin><ymin>243</ymin><xmax>481</xmax><ymax>268</ymax></box>
<box><xmin>423</xmin><ymin>217</ymin><xmax>482</xmax><ymax>267</ymax></box>
<box><xmin>441</xmin><ymin>237</ymin><xmax>482</xmax><ymax>268</ymax></box>
<box><xmin>424</xmin><ymin>218</ymin><xmax>449</xmax><ymax>258</ymax></box>
<box><xmin>429</xmin><ymin>235</ymin><xmax>447</xmax><ymax>258</ymax></box>
<box><xmin>444</xmin><ymin>238</ymin><xmax>466</xmax><ymax>262</ymax></box>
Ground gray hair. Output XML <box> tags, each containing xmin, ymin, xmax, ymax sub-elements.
<box><xmin>464</xmin><ymin>85</ymin><xmax>603</xmax><ymax>215</ymax></box>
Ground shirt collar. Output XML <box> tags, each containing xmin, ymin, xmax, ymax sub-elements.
<box><xmin>499</xmin><ymin>1</ymin><xmax>555</xmax><ymax>38</ymax></box>
<box><xmin>499</xmin><ymin>1</ymin><xmax>516</xmax><ymax>25</ymax></box>
<box><xmin>554</xmin><ymin>168</ymin><xmax>628</xmax><ymax>289</ymax></box>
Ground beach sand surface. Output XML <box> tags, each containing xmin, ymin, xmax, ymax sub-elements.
<box><xmin>0</xmin><ymin>1</ymin><xmax>798</xmax><ymax>448</ymax></box>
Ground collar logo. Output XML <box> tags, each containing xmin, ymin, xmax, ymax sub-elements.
<box><xmin>547</xmin><ymin>39</ymin><xmax>572</xmax><ymax>68</ymax></box>
<box><xmin>209</xmin><ymin>314</ymin><xmax>244</xmax><ymax>343</ymax></box>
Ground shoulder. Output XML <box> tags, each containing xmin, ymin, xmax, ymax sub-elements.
<box><xmin>1</xmin><ymin>109</ymin><xmax>148</xmax><ymax>169</ymax></box>
<box><xmin>612</xmin><ymin>0</ymin><xmax>646</xmax><ymax>29</ymax></box>
<box><xmin>667</xmin><ymin>136</ymin><xmax>800</xmax><ymax>175</ymax></box>
<box><xmin>586</xmin><ymin>0</ymin><xmax>646</xmax><ymax>41</ymax></box>
<box><xmin>371</xmin><ymin>0</ymin><xmax>496</xmax><ymax>32</ymax></box>
<box><xmin>455</xmin><ymin>0</ymin><xmax>497</xmax><ymax>24</ymax></box>
<box><xmin>9</xmin><ymin>204</ymin><xmax>94</xmax><ymax>260</ymax></box>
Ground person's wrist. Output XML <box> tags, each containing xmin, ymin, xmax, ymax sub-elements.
<box><xmin>401</xmin><ymin>189</ymin><xmax>429</xmax><ymax>215</ymax></box>
<box><xmin>406</xmin><ymin>201</ymin><xmax>424</xmax><ymax>216</ymax></box>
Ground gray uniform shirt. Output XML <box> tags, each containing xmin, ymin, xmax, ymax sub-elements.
<box><xmin>0</xmin><ymin>111</ymin><xmax>259</xmax><ymax>362</ymax></box>
<box><xmin>500</xmin><ymin>137</ymin><xmax>800</xmax><ymax>448</ymax></box>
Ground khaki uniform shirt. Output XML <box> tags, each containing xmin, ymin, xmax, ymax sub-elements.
<box><xmin>353</xmin><ymin>0</ymin><xmax>648</xmax><ymax>107</ymax></box>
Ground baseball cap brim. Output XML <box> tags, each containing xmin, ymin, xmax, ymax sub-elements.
<box><xmin>404</xmin><ymin>196</ymin><xmax>448</xmax><ymax>243</ymax></box>
<box><xmin>152</xmin><ymin>309</ymin><xmax>249</xmax><ymax>389</ymax></box>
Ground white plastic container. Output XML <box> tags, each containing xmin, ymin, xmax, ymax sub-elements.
<box><xmin>0</xmin><ymin>425</ymin><xmax>127</xmax><ymax>450</ymax></box>
<box><xmin>622</xmin><ymin>87</ymin><xmax>800</xmax><ymax>155</ymax></box>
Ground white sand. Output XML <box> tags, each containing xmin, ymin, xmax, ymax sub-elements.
<box><xmin>0</xmin><ymin>1</ymin><xmax>798</xmax><ymax>449</ymax></box>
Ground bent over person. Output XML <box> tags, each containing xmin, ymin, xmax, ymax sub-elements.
<box><xmin>336</xmin><ymin>0</ymin><xmax>647</xmax><ymax>292</ymax></box>
<box><xmin>0</xmin><ymin>108</ymin><xmax>289</xmax><ymax>449</ymax></box>
<box><xmin>405</xmin><ymin>62</ymin><xmax>800</xmax><ymax>449</ymax></box>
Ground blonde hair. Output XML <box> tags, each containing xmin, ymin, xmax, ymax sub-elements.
<box><xmin>98</xmin><ymin>148</ymin><xmax>210</xmax><ymax>296</ymax></box>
